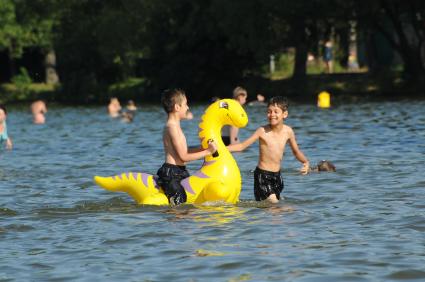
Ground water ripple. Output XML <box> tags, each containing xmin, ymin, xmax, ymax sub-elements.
<box><xmin>1</xmin><ymin>102</ymin><xmax>424</xmax><ymax>281</ymax></box>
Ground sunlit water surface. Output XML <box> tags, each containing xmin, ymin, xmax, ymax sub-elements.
<box><xmin>1</xmin><ymin>100</ymin><xmax>424</xmax><ymax>281</ymax></box>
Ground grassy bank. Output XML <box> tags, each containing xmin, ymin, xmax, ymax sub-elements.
<box><xmin>241</xmin><ymin>71</ymin><xmax>425</xmax><ymax>105</ymax></box>
<box><xmin>0</xmin><ymin>83</ymin><xmax>59</xmax><ymax>104</ymax></box>
<box><xmin>1</xmin><ymin>72</ymin><xmax>423</xmax><ymax>105</ymax></box>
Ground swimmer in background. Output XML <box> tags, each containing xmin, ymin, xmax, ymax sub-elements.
<box><xmin>0</xmin><ymin>105</ymin><xmax>13</xmax><ymax>150</ymax></box>
<box><xmin>248</xmin><ymin>94</ymin><xmax>267</xmax><ymax>106</ymax></box>
<box><xmin>121</xmin><ymin>111</ymin><xmax>134</xmax><ymax>123</ymax></box>
<box><xmin>31</xmin><ymin>100</ymin><xmax>47</xmax><ymax>124</ymax></box>
<box><xmin>309</xmin><ymin>160</ymin><xmax>336</xmax><ymax>172</ymax></box>
<box><xmin>126</xmin><ymin>100</ymin><xmax>137</xmax><ymax>112</ymax></box>
<box><xmin>222</xmin><ymin>86</ymin><xmax>248</xmax><ymax>145</ymax></box>
<box><xmin>108</xmin><ymin>97</ymin><xmax>122</xmax><ymax>118</ymax></box>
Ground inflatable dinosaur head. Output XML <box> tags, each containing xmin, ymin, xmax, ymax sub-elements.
<box><xmin>212</xmin><ymin>98</ymin><xmax>248</xmax><ymax>128</ymax></box>
<box><xmin>199</xmin><ymin>98</ymin><xmax>248</xmax><ymax>149</ymax></box>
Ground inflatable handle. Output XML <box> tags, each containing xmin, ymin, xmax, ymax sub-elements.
<box><xmin>208</xmin><ymin>139</ymin><xmax>219</xmax><ymax>158</ymax></box>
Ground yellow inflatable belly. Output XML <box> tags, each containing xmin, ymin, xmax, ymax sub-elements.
<box><xmin>94</xmin><ymin>99</ymin><xmax>248</xmax><ymax>205</ymax></box>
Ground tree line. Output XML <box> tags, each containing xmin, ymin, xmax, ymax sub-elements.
<box><xmin>1</xmin><ymin>0</ymin><xmax>424</xmax><ymax>102</ymax></box>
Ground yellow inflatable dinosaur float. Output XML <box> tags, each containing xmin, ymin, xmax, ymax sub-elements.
<box><xmin>94</xmin><ymin>99</ymin><xmax>248</xmax><ymax>205</ymax></box>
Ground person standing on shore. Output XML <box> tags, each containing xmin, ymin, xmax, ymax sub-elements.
<box><xmin>323</xmin><ymin>40</ymin><xmax>334</xmax><ymax>74</ymax></box>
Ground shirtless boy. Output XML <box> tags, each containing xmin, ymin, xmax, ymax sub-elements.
<box><xmin>157</xmin><ymin>89</ymin><xmax>217</xmax><ymax>205</ymax></box>
<box><xmin>228</xmin><ymin>96</ymin><xmax>309</xmax><ymax>203</ymax></box>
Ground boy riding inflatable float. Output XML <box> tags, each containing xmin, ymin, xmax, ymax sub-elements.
<box><xmin>94</xmin><ymin>99</ymin><xmax>248</xmax><ymax>205</ymax></box>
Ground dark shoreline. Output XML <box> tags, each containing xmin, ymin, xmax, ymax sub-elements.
<box><xmin>1</xmin><ymin>72</ymin><xmax>424</xmax><ymax>105</ymax></box>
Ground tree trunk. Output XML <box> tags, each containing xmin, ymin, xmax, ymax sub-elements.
<box><xmin>292</xmin><ymin>21</ymin><xmax>308</xmax><ymax>79</ymax></box>
<box><xmin>45</xmin><ymin>49</ymin><xmax>59</xmax><ymax>84</ymax></box>
<box><xmin>379</xmin><ymin>0</ymin><xmax>425</xmax><ymax>79</ymax></box>
<box><xmin>8</xmin><ymin>47</ymin><xmax>16</xmax><ymax>78</ymax></box>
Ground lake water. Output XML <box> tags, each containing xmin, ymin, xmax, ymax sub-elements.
<box><xmin>1</xmin><ymin>100</ymin><xmax>424</xmax><ymax>281</ymax></box>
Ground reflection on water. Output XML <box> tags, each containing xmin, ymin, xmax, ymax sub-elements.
<box><xmin>1</xmin><ymin>101</ymin><xmax>425</xmax><ymax>281</ymax></box>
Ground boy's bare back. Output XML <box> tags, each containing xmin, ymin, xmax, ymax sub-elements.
<box><xmin>160</xmin><ymin>89</ymin><xmax>216</xmax><ymax>167</ymax></box>
<box><xmin>163</xmin><ymin>120</ymin><xmax>187</xmax><ymax>166</ymax></box>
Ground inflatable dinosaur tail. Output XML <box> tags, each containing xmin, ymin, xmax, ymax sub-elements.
<box><xmin>94</xmin><ymin>172</ymin><xmax>168</xmax><ymax>205</ymax></box>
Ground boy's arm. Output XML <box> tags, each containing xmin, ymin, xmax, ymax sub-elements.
<box><xmin>229</xmin><ymin>126</ymin><xmax>239</xmax><ymax>144</ymax></box>
<box><xmin>188</xmin><ymin>147</ymin><xmax>204</xmax><ymax>153</ymax></box>
<box><xmin>288</xmin><ymin>128</ymin><xmax>309</xmax><ymax>174</ymax></box>
<box><xmin>169</xmin><ymin>126</ymin><xmax>216</xmax><ymax>162</ymax></box>
<box><xmin>189</xmin><ymin>140</ymin><xmax>220</xmax><ymax>153</ymax></box>
<box><xmin>227</xmin><ymin>127</ymin><xmax>262</xmax><ymax>152</ymax></box>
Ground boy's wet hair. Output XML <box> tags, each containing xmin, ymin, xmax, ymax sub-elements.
<box><xmin>161</xmin><ymin>89</ymin><xmax>186</xmax><ymax>113</ymax></box>
<box><xmin>268</xmin><ymin>96</ymin><xmax>288</xmax><ymax>112</ymax></box>
<box><xmin>232</xmin><ymin>86</ymin><xmax>247</xmax><ymax>98</ymax></box>
<box><xmin>317</xmin><ymin>160</ymin><xmax>336</xmax><ymax>172</ymax></box>
<box><xmin>0</xmin><ymin>104</ymin><xmax>7</xmax><ymax>115</ymax></box>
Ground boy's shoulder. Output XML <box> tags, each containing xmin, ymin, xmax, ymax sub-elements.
<box><xmin>282</xmin><ymin>124</ymin><xmax>295</xmax><ymax>136</ymax></box>
<box><xmin>164</xmin><ymin>120</ymin><xmax>184</xmax><ymax>135</ymax></box>
<box><xmin>258</xmin><ymin>124</ymin><xmax>293</xmax><ymax>132</ymax></box>
<box><xmin>282</xmin><ymin>123</ymin><xmax>293</xmax><ymax>131</ymax></box>
<box><xmin>256</xmin><ymin>124</ymin><xmax>270</xmax><ymax>133</ymax></box>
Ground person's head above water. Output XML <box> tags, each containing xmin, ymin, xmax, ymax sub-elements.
<box><xmin>233</xmin><ymin>86</ymin><xmax>248</xmax><ymax>105</ymax></box>
<box><xmin>126</xmin><ymin>100</ymin><xmax>137</xmax><ymax>110</ymax></box>
<box><xmin>316</xmin><ymin>160</ymin><xmax>336</xmax><ymax>172</ymax></box>
<box><xmin>121</xmin><ymin>111</ymin><xmax>134</xmax><ymax>123</ymax></box>
<box><xmin>257</xmin><ymin>94</ymin><xmax>265</xmax><ymax>102</ymax></box>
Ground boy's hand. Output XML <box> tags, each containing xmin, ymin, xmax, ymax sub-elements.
<box><xmin>207</xmin><ymin>139</ymin><xmax>217</xmax><ymax>155</ymax></box>
<box><xmin>300</xmin><ymin>162</ymin><xmax>309</xmax><ymax>175</ymax></box>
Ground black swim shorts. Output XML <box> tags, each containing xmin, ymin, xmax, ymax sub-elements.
<box><xmin>156</xmin><ymin>163</ymin><xmax>190</xmax><ymax>205</ymax></box>
<box><xmin>222</xmin><ymin>136</ymin><xmax>231</xmax><ymax>146</ymax></box>
<box><xmin>254</xmin><ymin>167</ymin><xmax>284</xmax><ymax>201</ymax></box>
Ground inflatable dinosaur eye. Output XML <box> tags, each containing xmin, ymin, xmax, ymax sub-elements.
<box><xmin>219</xmin><ymin>101</ymin><xmax>228</xmax><ymax>109</ymax></box>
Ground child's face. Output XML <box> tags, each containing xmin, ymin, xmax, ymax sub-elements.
<box><xmin>267</xmin><ymin>104</ymin><xmax>287</xmax><ymax>126</ymax></box>
<box><xmin>0</xmin><ymin>109</ymin><xmax>6</xmax><ymax>123</ymax></box>
<box><xmin>177</xmin><ymin>96</ymin><xmax>189</xmax><ymax>119</ymax></box>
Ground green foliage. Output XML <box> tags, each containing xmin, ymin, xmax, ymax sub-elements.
<box><xmin>273</xmin><ymin>53</ymin><xmax>295</xmax><ymax>79</ymax></box>
<box><xmin>0</xmin><ymin>82</ymin><xmax>56</xmax><ymax>103</ymax></box>
<box><xmin>54</xmin><ymin>1</ymin><xmax>142</xmax><ymax>102</ymax></box>
<box><xmin>108</xmin><ymin>77</ymin><xmax>147</xmax><ymax>102</ymax></box>
<box><xmin>1</xmin><ymin>0</ymin><xmax>424</xmax><ymax>103</ymax></box>
<box><xmin>11</xmin><ymin>67</ymin><xmax>32</xmax><ymax>99</ymax></box>
<box><xmin>0</xmin><ymin>0</ymin><xmax>56</xmax><ymax>57</ymax></box>
<box><xmin>0</xmin><ymin>0</ymin><xmax>23</xmax><ymax>57</ymax></box>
